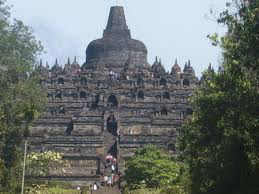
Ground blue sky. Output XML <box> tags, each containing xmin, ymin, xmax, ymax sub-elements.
<box><xmin>8</xmin><ymin>0</ymin><xmax>228</xmax><ymax>77</ymax></box>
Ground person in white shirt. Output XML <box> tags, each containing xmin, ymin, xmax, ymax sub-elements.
<box><xmin>108</xmin><ymin>176</ymin><xmax>112</xmax><ymax>187</ymax></box>
<box><xmin>93</xmin><ymin>182</ymin><xmax>97</xmax><ymax>191</ymax></box>
<box><xmin>111</xmin><ymin>164</ymin><xmax>115</xmax><ymax>172</ymax></box>
<box><xmin>129</xmin><ymin>127</ymin><xmax>133</xmax><ymax>135</ymax></box>
<box><xmin>104</xmin><ymin>175</ymin><xmax>108</xmax><ymax>186</ymax></box>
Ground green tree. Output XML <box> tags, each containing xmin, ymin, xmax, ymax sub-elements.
<box><xmin>0</xmin><ymin>0</ymin><xmax>45</xmax><ymax>191</ymax></box>
<box><xmin>124</xmin><ymin>145</ymin><xmax>188</xmax><ymax>192</ymax></box>
<box><xmin>180</xmin><ymin>1</ymin><xmax>259</xmax><ymax>194</ymax></box>
<box><xmin>25</xmin><ymin>185</ymin><xmax>81</xmax><ymax>194</ymax></box>
<box><xmin>26</xmin><ymin>151</ymin><xmax>70</xmax><ymax>177</ymax></box>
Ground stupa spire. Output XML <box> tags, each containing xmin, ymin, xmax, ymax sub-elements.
<box><xmin>159</xmin><ymin>58</ymin><xmax>162</xmax><ymax>65</ymax></box>
<box><xmin>103</xmin><ymin>6</ymin><xmax>131</xmax><ymax>38</ymax></box>
<box><xmin>155</xmin><ymin>56</ymin><xmax>158</xmax><ymax>63</ymax></box>
<box><xmin>39</xmin><ymin>59</ymin><xmax>43</xmax><ymax>66</ymax></box>
<box><xmin>55</xmin><ymin>58</ymin><xmax>58</xmax><ymax>66</ymax></box>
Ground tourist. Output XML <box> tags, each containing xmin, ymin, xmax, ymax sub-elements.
<box><xmin>112</xmin><ymin>174</ymin><xmax>116</xmax><ymax>187</ymax></box>
<box><xmin>93</xmin><ymin>182</ymin><xmax>98</xmax><ymax>191</ymax></box>
<box><xmin>129</xmin><ymin>127</ymin><xmax>133</xmax><ymax>135</ymax></box>
<box><xmin>104</xmin><ymin>175</ymin><xmax>108</xmax><ymax>186</ymax></box>
<box><xmin>113</xmin><ymin>174</ymin><xmax>119</xmax><ymax>186</ymax></box>
<box><xmin>107</xmin><ymin>175</ymin><xmax>112</xmax><ymax>187</ymax></box>
<box><xmin>111</xmin><ymin>163</ymin><xmax>115</xmax><ymax>172</ymax></box>
<box><xmin>77</xmin><ymin>187</ymin><xmax>83</xmax><ymax>194</ymax></box>
<box><xmin>117</xmin><ymin>128</ymin><xmax>120</xmax><ymax>136</ymax></box>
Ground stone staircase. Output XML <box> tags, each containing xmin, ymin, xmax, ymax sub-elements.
<box><xmin>99</xmin><ymin>128</ymin><xmax>121</xmax><ymax>193</ymax></box>
<box><xmin>103</xmin><ymin>130</ymin><xmax>117</xmax><ymax>157</ymax></box>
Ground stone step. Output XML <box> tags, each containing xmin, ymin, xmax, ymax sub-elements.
<box><xmin>103</xmin><ymin>132</ymin><xmax>117</xmax><ymax>150</ymax></box>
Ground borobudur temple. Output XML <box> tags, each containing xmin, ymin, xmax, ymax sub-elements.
<box><xmin>29</xmin><ymin>6</ymin><xmax>199</xmax><ymax>185</ymax></box>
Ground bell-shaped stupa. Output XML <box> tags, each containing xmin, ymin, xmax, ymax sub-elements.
<box><xmin>83</xmin><ymin>6</ymin><xmax>148</xmax><ymax>70</ymax></box>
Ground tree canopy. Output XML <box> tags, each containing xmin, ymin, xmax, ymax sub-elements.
<box><xmin>0</xmin><ymin>0</ymin><xmax>45</xmax><ymax>191</ymax></box>
<box><xmin>26</xmin><ymin>151</ymin><xmax>70</xmax><ymax>177</ymax></box>
<box><xmin>180</xmin><ymin>1</ymin><xmax>259</xmax><ymax>194</ymax></box>
<box><xmin>124</xmin><ymin>145</ymin><xmax>189</xmax><ymax>193</ymax></box>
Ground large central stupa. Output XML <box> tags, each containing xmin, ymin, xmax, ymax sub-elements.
<box><xmin>84</xmin><ymin>6</ymin><xmax>148</xmax><ymax>70</ymax></box>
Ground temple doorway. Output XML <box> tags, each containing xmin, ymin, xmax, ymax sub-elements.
<box><xmin>107</xmin><ymin>115</ymin><xmax>118</xmax><ymax>136</ymax></box>
<box><xmin>107</xmin><ymin>94</ymin><xmax>118</xmax><ymax>107</ymax></box>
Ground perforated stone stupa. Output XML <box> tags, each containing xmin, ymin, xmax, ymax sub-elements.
<box><xmin>29</xmin><ymin>6</ymin><xmax>199</xmax><ymax>185</ymax></box>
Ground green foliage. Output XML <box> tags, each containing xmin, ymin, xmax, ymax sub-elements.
<box><xmin>124</xmin><ymin>145</ymin><xmax>186</xmax><ymax>191</ymax></box>
<box><xmin>126</xmin><ymin>187</ymin><xmax>189</xmax><ymax>194</ymax></box>
<box><xmin>209</xmin><ymin>0</ymin><xmax>259</xmax><ymax>75</ymax></box>
<box><xmin>124</xmin><ymin>188</ymin><xmax>161</xmax><ymax>194</ymax></box>
<box><xmin>23</xmin><ymin>181</ymin><xmax>90</xmax><ymax>194</ymax></box>
<box><xmin>180</xmin><ymin>1</ymin><xmax>259</xmax><ymax>194</ymax></box>
<box><xmin>0</xmin><ymin>159</ymin><xmax>4</xmax><ymax>186</ymax></box>
<box><xmin>0</xmin><ymin>0</ymin><xmax>45</xmax><ymax>191</ymax></box>
<box><xmin>26</xmin><ymin>151</ymin><xmax>70</xmax><ymax>176</ymax></box>
<box><xmin>25</xmin><ymin>185</ymin><xmax>81</xmax><ymax>194</ymax></box>
<box><xmin>160</xmin><ymin>185</ymin><xmax>187</xmax><ymax>194</ymax></box>
<box><xmin>125</xmin><ymin>186</ymin><xmax>189</xmax><ymax>194</ymax></box>
<box><xmin>159</xmin><ymin>163</ymin><xmax>191</xmax><ymax>194</ymax></box>
<box><xmin>25</xmin><ymin>180</ymin><xmax>75</xmax><ymax>189</ymax></box>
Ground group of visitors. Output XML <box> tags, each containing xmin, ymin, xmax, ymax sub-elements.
<box><xmin>108</xmin><ymin>69</ymin><xmax>118</xmax><ymax>81</ymax></box>
<box><xmin>101</xmin><ymin>155</ymin><xmax>120</xmax><ymax>187</ymax></box>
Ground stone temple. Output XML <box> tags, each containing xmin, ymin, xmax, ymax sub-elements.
<box><xmin>30</xmin><ymin>6</ymin><xmax>198</xmax><ymax>185</ymax></box>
